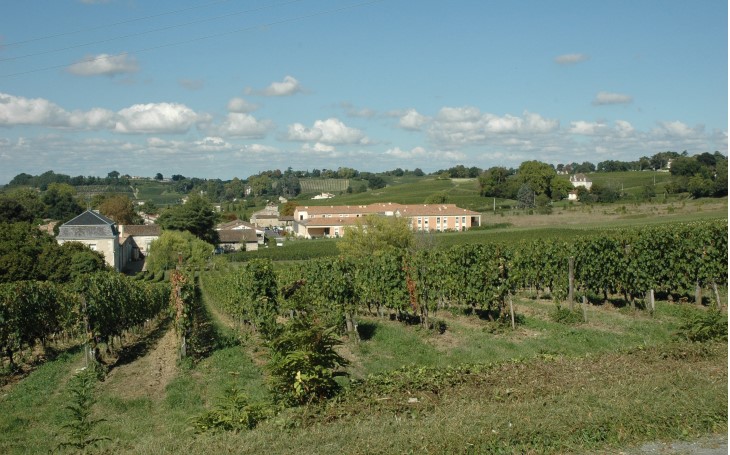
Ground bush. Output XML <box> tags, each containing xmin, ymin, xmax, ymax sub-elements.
<box><xmin>549</xmin><ymin>305</ymin><xmax>584</xmax><ymax>325</ymax></box>
<box><xmin>193</xmin><ymin>387</ymin><xmax>272</xmax><ymax>433</ymax></box>
<box><xmin>266</xmin><ymin>316</ymin><xmax>348</xmax><ymax>406</ymax></box>
<box><xmin>675</xmin><ymin>308</ymin><xmax>728</xmax><ymax>342</ymax></box>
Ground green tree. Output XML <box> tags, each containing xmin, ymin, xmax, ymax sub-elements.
<box><xmin>478</xmin><ymin>166</ymin><xmax>510</xmax><ymax>197</ymax></box>
<box><xmin>337</xmin><ymin>215</ymin><xmax>414</xmax><ymax>257</ymax></box>
<box><xmin>516</xmin><ymin>183</ymin><xmax>535</xmax><ymax>209</ymax></box>
<box><xmin>97</xmin><ymin>194</ymin><xmax>140</xmax><ymax>225</ymax></box>
<box><xmin>42</xmin><ymin>183</ymin><xmax>83</xmax><ymax>220</ymax></box>
<box><xmin>549</xmin><ymin>178</ymin><xmax>574</xmax><ymax>201</ymax></box>
<box><xmin>0</xmin><ymin>222</ymin><xmax>56</xmax><ymax>282</ymax></box>
<box><xmin>517</xmin><ymin>161</ymin><xmax>556</xmax><ymax>197</ymax></box>
<box><xmin>145</xmin><ymin>230</ymin><xmax>214</xmax><ymax>273</ymax></box>
<box><xmin>157</xmin><ymin>194</ymin><xmax>219</xmax><ymax>244</ymax></box>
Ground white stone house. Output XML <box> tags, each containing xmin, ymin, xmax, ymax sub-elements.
<box><xmin>569</xmin><ymin>173</ymin><xmax>593</xmax><ymax>190</ymax></box>
<box><xmin>57</xmin><ymin>210</ymin><xmax>131</xmax><ymax>272</ymax></box>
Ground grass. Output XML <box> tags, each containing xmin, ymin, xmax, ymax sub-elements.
<box><xmin>0</xmin><ymin>292</ymin><xmax>725</xmax><ymax>453</ymax></box>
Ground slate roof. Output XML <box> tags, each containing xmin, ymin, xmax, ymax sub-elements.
<box><xmin>57</xmin><ymin>210</ymin><xmax>118</xmax><ymax>240</ymax></box>
<box><xmin>64</xmin><ymin>210</ymin><xmax>116</xmax><ymax>226</ymax></box>
<box><xmin>121</xmin><ymin>225</ymin><xmax>161</xmax><ymax>236</ymax></box>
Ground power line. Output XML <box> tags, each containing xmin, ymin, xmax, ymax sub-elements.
<box><xmin>0</xmin><ymin>0</ymin><xmax>306</xmax><ymax>63</ymax></box>
<box><xmin>1</xmin><ymin>0</ymin><xmax>235</xmax><ymax>48</ymax></box>
<box><xmin>0</xmin><ymin>0</ymin><xmax>384</xmax><ymax>79</ymax></box>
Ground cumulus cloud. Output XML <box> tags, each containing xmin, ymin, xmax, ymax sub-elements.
<box><xmin>554</xmin><ymin>53</ymin><xmax>589</xmax><ymax>65</ymax></box>
<box><xmin>593</xmin><ymin>91</ymin><xmax>633</xmax><ymax>105</ymax></box>
<box><xmin>0</xmin><ymin>92</ymin><xmax>114</xmax><ymax>129</ymax></box>
<box><xmin>213</xmin><ymin>112</ymin><xmax>273</xmax><ymax>138</ymax></box>
<box><xmin>429</xmin><ymin>107</ymin><xmax>559</xmax><ymax>146</ymax></box>
<box><xmin>259</xmin><ymin>76</ymin><xmax>302</xmax><ymax>96</ymax></box>
<box><xmin>398</xmin><ymin>109</ymin><xmax>428</xmax><ymax>131</ymax></box>
<box><xmin>227</xmin><ymin>97</ymin><xmax>258</xmax><ymax>113</ymax></box>
<box><xmin>285</xmin><ymin>118</ymin><xmax>368</xmax><ymax>145</ymax></box>
<box><xmin>114</xmin><ymin>102</ymin><xmax>201</xmax><ymax>134</ymax></box>
<box><xmin>67</xmin><ymin>53</ymin><xmax>138</xmax><ymax>77</ymax></box>
<box><xmin>655</xmin><ymin>120</ymin><xmax>699</xmax><ymax>137</ymax></box>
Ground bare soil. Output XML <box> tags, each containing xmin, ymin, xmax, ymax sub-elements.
<box><xmin>104</xmin><ymin>325</ymin><xmax>179</xmax><ymax>401</ymax></box>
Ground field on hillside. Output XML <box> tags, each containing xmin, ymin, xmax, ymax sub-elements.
<box><xmin>299</xmin><ymin>178</ymin><xmax>350</xmax><ymax>194</ymax></box>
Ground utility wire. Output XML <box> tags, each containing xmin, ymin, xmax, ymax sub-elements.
<box><xmin>0</xmin><ymin>0</ymin><xmax>306</xmax><ymax>62</ymax></box>
<box><xmin>1</xmin><ymin>0</ymin><xmax>235</xmax><ymax>47</ymax></box>
<box><xmin>0</xmin><ymin>0</ymin><xmax>384</xmax><ymax>79</ymax></box>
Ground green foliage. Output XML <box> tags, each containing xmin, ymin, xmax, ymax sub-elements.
<box><xmin>549</xmin><ymin>305</ymin><xmax>584</xmax><ymax>325</ymax></box>
<box><xmin>146</xmin><ymin>230</ymin><xmax>213</xmax><ymax>273</ymax></box>
<box><xmin>675</xmin><ymin>308</ymin><xmax>728</xmax><ymax>342</ymax></box>
<box><xmin>157</xmin><ymin>194</ymin><xmax>219</xmax><ymax>244</ymax></box>
<box><xmin>266</xmin><ymin>316</ymin><xmax>348</xmax><ymax>406</ymax></box>
<box><xmin>0</xmin><ymin>222</ymin><xmax>108</xmax><ymax>284</ymax></box>
<box><xmin>193</xmin><ymin>387</ymin><xmax>272</xmax><ymax>433</ymax></box>
<box><xmin>337</xmin><ymin>214</ymin><xmax>414</xmax><ymax>257</ymax></box>
<box><xmin>58</xmin><ymin>366</ymin><xmax>109</xmax><ymax>451</ymax></box>
<box><xmin>41</xmin><ymin>183</ymin><xmax>83</xmax><ymax>220</ymax></box>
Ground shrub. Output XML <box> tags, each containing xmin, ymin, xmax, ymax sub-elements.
<box><xmin>549</xmin><ymin>305</ymin><xmax>584</xmax><ymax>325</ymax></box>
<box><xmin>193</xmin><ymin>387</ymin><xmax>272</xmax><ymax>433</ymax></box>
<box><xmin>675</xmin><ymin>308</ymin><xmax>728</xmax><ymax>342</ymax></box>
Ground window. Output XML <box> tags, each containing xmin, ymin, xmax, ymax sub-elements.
<box><xmin>462</xmin><ymin>216</ymin><xmax>466</xmax><ymax>224</ymax></box>
<box><xmin>417</xmin><ymin>217</ymin><xmax>422</xmax><ymax>225</ymax></box>
<box><xmin>89</xmin><ymin>244</ymin><xmax>97</xmax><ymax>251</ymax></box>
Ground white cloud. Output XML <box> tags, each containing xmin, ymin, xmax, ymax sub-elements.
<box><xmin>0</xmin><ymin>92</ymin><xmax>114</xmax><ymax>129</ymax></box>
<box><xmin>286</xmin><ymin>118</ymin><xmax>368</xmax><ymax>145</ymax></box>
<box><xmin>554</xmin><ymin>53</ymin><xmax>589</xmax><ymax>65</ymax></box>
<box><xmin>398</xmin><ymin>109</ymin><xmax>428</xmax><ymax>131</ymax></box>
<box><xmin>227</xmin><ymin>97</ymin><xmax>258</xmax><ymax>113</ymax></box>
<box><xmin>655</xmin><ymin>120</ymin><xmax>698</xmax><ymax>137</ymax></box>
<box><xmin>67</xmin><ymin>53</ymin><xmax>138</xmax><ymax>77</ymax></box>
<box><xmin>568</xmin><ymin>120</ymin><xmax>607</xmax><ymax>135</ymax></box>
<box><xmin>194</xmin><ymin>136</ymin><xmax>233</xmax><ymax>151</ymax></box>
<box><xmin>213</xmin><ymin>113</ymin><xmax>272</xmax><ymax>138</ymax></box>
<box><xmin>262</xmin><ymin>76</ymin><xmax>302</xmax><ymax>96</ymax></box>
<box><xmin>114</xmin><ymin>103</ymin><xmax>201</xmax><ymax>134</ymax></box>
<box><xmin>429</xmin><ymin>107</ymin><xmax>558</xmax><ymax>146</ymax></box>
<box><xmin>593</xmin><ymin>91</ymin><xmax>633</xmax><ymax>105</ymax></box>
<box><xmin>303</xmin><ymin>142</ymin><xmax>336</xmax><ymax>153</ymax></box>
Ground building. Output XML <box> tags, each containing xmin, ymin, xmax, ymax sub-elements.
<box><xmin>250</xmin><ymin>203</ymin><xmax>282</xmax><ymax>228</ymax></box>
<box><xmin>119</xmin><ymin>224</ymin><xmax>161</xmax><ymax>260</ymax></box>
<box><xmin>292</xmin><ymin>203</ymin><xmax>481</xmax><ymax>239</ymax></box>
<box><xmin>217</xmin><ymin>229</ymin><xmax>259</xmax><ymax>252</ymax></box>
<box><xmin>57</xmin><ymin>210</ymin><xmax>130</xmax><ymax>271</ymax></box>
<box><xmin>569</xmin><ymin>173</ymin><xmax>593</xmax><ymax>190</ymax></box>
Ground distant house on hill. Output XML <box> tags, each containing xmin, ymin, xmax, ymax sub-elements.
<box><xmin>217</xmin><ymin>229</ymin><xmax>259</xmax><ymax>252</ymax></box>
<box><xmin>569</xmin><ymin>173</ymin><xmax>593</xmax><ymax>190</ymax></box>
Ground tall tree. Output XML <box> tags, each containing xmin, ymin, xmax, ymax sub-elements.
<box><xmin>157</xmin><ymin>194</ymin><xmax>219</xmax><ymax>244</ymax></box>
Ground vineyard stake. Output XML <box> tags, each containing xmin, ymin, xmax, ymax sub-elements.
<box><xmin>568</xmin><ymin>257</ymin><xmax>575</xmax><ymax>309</ymax></box>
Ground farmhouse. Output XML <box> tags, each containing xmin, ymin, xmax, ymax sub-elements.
<box><xmin>118</xmin><ymin>224</ymin><xmax>161</xmax><ymax>260</ymax></box>
<box><xmin>292</xmin><ymin>203</ymin><xmax>481</xmax><ymax>239</ymax></box>
<box><xmin>217</xmin><ymin>229</ymin><xmax>259</xmax><ymax>252</ymax></box>
<box><xmin>569</xmin><ymin>173</ymin><xmax>593</xmax><ymax>190</ymax></box>
<box><xmin>57</xmin><ymin>210</ymin><xmax>130</xmax><ymax>271</ymax></box>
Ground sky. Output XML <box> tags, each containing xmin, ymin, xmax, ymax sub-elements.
<box><xmin>0</xmin><ymin>0</ymin><xmax>727</xmax><ymax>184</ymax></box>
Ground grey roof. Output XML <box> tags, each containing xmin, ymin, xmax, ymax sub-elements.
<box><xmin>57</xmin><ymin>210</ymin><xmax>118</xmax><ymax>240</ymax></box>
<box><xmin>64</xmin><ymin>210</ymin><xmax>116</xmax><ymax>226</ymax></box>
<box><xmin>218</xmin><ymin>229</ymin><xmax>258</xmax><ymax>243</ymax></box>
<box><xmin>122</xmin><ymin>225</ymin><xmax>161</xmax><ymax>236</ymax></box>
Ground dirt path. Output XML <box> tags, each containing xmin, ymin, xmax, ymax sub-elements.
<box><xmin>104</xmin><ymin>326</ymin><xmax>179</xmax><ymax>400</ymax></box>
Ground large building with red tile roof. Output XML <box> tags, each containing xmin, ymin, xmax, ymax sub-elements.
<box><xmin>292</xmin><ymin>203</ymin><xmax>481</xmax><ymax>238</ymax></box>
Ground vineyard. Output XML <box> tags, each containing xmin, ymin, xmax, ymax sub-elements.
<box><xmin>0</xmin><ymin>219</ymin><xmax>726</xmax><ymax>454</ymax></box>
<box><xmin>298</xmin><ymin>178</ymin><xmax>350</xmax><ymax>194</ymax></box>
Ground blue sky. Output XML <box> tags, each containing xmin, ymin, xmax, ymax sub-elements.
<box><xmin>0</xmin><ymin>0</ymin><xmax>727</xmax><ymax>183</ymax></box>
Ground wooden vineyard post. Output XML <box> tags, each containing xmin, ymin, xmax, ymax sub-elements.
<box><xmin>568</xmin><ymin>257</ymin><xmax>575</xmax><ymax>309</ymax></box>
<box><xmin>581</xmin><ymin>295</ymin><xmax>588</xmax><ymax>323</ymax></box>
<box><xmin>508</xmin><ymin>293</ymin><xmax>515</xmax><ymax>330</ymax></box>
<box><xmin>648</xmin><ymin>289</ymin><xmax>655</xmax><ymax>315</ymax></box>
<box><xmin>712</xmin><ymin>282</ymin><xmax>722</xmax><ymax>310</ymax></box>
<box><xmin>695</xmin><ymin>281</ymin><xmax>702</xmax><ymax>305</ymax></box>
